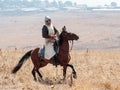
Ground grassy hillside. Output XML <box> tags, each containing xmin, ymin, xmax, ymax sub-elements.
<box><xmin>0</xmin><ymin>49</ymin><xmax>120</xmax><ymax>90</ymax></box>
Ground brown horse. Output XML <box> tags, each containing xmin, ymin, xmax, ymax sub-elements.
<box><xmin>12</xmin><ymin>26</ymin><xmax>79</xmax><ymax>81</ymax></box>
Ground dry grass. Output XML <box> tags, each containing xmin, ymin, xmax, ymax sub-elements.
<box><xmin>0</xmin><ymin>49</ymin><xmax>120</xmax><ymax>90</ymax></box>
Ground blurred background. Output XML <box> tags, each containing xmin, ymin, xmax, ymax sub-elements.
<box><xmin>0</xmin><ymin>0</ymin><xmax>120</xmax><ymax>16</ymax></box>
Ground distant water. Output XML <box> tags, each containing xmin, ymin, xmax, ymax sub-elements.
<box><xmin>0</xmin><ymin>7</ymin><xmax>60</xmax><ymax>17</ymax></box>
<box><xmin>1</xmin><ymin>7</ymin><xmax>120</xmax><ymax>17</ymax></box>
<box><xmin>92</xmin><ymin>8</ymin><xmax>120</xmax><ymax>11</ymax></box>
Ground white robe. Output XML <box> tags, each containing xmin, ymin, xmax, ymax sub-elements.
<box><xmin>44</xmin><ymin>24</ymin><xmax>56</xmax><ymax>59</ymax></box>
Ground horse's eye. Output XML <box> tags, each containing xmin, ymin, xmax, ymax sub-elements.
<box><xmin>64</xmin><ymin>33</ymin><xmax>67</xmax><ymax>35</ymax></box>
<box><xmin>63</xmin><ymin>32</ymin><xmax>67</xmax><ymax>35</ymax></box>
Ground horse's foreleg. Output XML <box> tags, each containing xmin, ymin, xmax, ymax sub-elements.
<box><xmin>67</xmin><ymin>64</ymin><xmax>77</xmax><ymax>79</ymax></box>
<box><xmin>63</xmin><ymin>66</ymin><xmax>67</xmax><ymax>80</ymax></box>
<box><xmin>32</xmin><ymin>68</ymin><xmax>37</xmax><ymax>81</ymax></box>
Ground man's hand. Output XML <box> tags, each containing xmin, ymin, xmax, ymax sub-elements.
<box><xmin>50</xmin><ymin>35</ymin><xmax>56</xmax><ymax>39</ymax></box>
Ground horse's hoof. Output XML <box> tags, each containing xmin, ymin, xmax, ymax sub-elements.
<box><xmin>61</xmin><ymin>78</ymin><xmax>65</xmax><ymax>81</ymax></box>
<box><xmin>38</xmin><ymin>77</ymin><xmax>43</xmax><ymax>82</ymax></box>
<box><xmin>34</xmin><ymin>78</ymin><xmax>37</xmax><ymax>82</ymax></box>
<box><xmin>73</xmin><ymin>74</ymin><xmax>77</xmax><ymax>79</ymax></box>
<box><xmin>59</xmin><ymin>78</ymin><xmax>66</xmax><ymax>84</ymax></box>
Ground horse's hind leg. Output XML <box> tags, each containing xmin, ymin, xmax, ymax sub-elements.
<box><xmin>36</xmin><ymin>69</ymin><xmax>43</xmax><ymax>79</ymax></box>
<box><xmin>67</xmin><ymin>64</ymin><xmax>77</xmax><ymax>79</ymax></box>
<box><xmin>32</xmin><ymin>68</ymin><xmax>37</xmax><ymax>81</ymax></box>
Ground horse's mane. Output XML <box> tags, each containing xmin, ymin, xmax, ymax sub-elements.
<box><xmin>58</xmin><ymin>26</ymin><xmax>67</xmax><ymax>46</ymax></box>
<box><xmin>58</xmin><ymin>30</ymin><xmax>64</xmax><ymax>46</ymax></box>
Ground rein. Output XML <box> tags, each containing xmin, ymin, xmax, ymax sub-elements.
<box><xmin>69</xmin><ymin>40</ymin><xmax>74</xmax><ymax>52</ymax></box>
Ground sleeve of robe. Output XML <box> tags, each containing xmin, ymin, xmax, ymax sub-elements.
<box><xmin>42</xmin><ymin>25</ymin><xmax>51</xmax><ymax>38</ymax></box>
<box><xmin>42</xmin><ymin>25</ymin><xmax>59</xmax><ymax>38</ymax></box>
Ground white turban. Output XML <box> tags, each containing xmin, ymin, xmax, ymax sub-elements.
<box><xmin>45</xmin><ymin>16</ymin><xmax>51</xmax><ymax>21</ymax></box>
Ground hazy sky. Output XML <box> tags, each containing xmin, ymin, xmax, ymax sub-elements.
<box><xmin>27</xmin><ymin>0</ymin><xmax>120</xmax><ymax>6</ymax></box>
<box><xmin>60</xmin><ymin>0</ymin><xmax>120</xmax><ymax>6</ymax></box>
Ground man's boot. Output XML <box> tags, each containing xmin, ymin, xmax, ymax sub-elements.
<box><xmin>51</xmin><ymin>56</ymin><xmax>57</xmax><ymax>67</ymax></box>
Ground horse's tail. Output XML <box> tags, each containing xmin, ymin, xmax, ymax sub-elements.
<box><xmin>12</xmin><ymin>50</ymin><xmax>32</xmax><ymax>74</ymax></box>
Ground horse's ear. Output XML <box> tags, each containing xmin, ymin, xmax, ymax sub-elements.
<box><xmin>62</xmin><ymin>26</ymin><xmax>66</xmax><ymax>31</ymax></box>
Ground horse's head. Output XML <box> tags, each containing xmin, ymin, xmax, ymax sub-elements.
<box><xmin>60</xmin><ymin>26</ymin><xmax>79</xmax><ymax>41</ymax></box>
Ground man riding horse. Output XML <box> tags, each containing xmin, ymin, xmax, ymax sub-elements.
<box><xmin>40</xmin><ymin>16</ymin><xmax>59</xmax><ymax>65</ymax></box>
<box><xmin>12</xmin><ymin>24</ymin><xmax>79</xmax><ymax>81</ymax></box>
